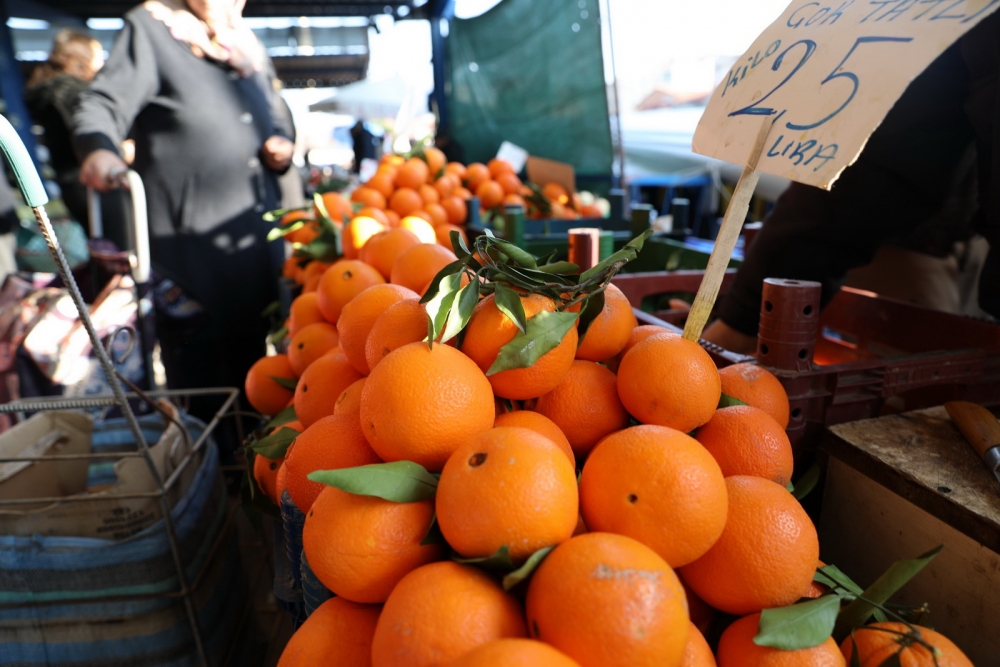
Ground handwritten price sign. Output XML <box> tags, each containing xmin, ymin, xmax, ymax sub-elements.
<box><xmin>693</xmin><ymin>0</ymin><xmax>1000</xmax><ymax>189</ymax></box>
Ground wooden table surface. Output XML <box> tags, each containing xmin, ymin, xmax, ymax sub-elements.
<box><xmin>824</xmin><ymin>406</ymin><xmax>1000</xmax><ymax>553</ymax></box>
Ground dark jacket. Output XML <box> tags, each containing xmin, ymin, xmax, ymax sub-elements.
<box><xmin>73</xmin><ymin>6</ymin><xmax>290</xmax><ymax>337</ymax></box>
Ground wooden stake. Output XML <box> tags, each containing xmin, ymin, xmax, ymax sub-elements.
<box><xmin>683</xmin><ymin>117</ymin><xmax>773</xmax><ymax>342</ymax></box>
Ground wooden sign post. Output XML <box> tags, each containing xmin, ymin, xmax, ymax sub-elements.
<box><xmin>683</xmin><ymin>0</ymin><xmax>1000</xmax><ymax>340</ymax></box>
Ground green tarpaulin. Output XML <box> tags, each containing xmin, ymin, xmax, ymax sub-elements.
<box><xmin>446</xmin><ymin>0</ymin><xmax>614</xmax><ymax>177</ymax></box>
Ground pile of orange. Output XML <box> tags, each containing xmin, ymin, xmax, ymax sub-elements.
<box><xmin>246</xmin><ymin>221</ymin><xmax>972</xmax><ymax>666</ymax></box>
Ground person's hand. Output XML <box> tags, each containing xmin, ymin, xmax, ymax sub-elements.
<box><xmin>79</xmin><ymin>149</ymin><xmax>129</xmax><ymax>192</ymax></box>
<box><xmin>262</xmin><ymin>135</ymin><xmax>294</xmax><ymax>171</ymax></box>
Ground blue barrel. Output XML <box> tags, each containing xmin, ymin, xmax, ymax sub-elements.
<box><xmin>300</xmin><ymin>550</ymin><xmax>332</xmax><ymax>617</ymax></box>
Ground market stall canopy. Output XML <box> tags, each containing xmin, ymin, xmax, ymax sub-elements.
<box><xmin>308</xmin><ymin>75</ymin><xmax>411</xmax><ymax>120</ymax></box>
<box><xmin>30</xmin><ymin>0</ymin><xmax>418</xmax><ymax>18</ymax></box>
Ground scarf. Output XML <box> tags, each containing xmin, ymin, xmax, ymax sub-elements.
<box><xmin>144</xmin><ymin>0</ymin><xmax>264</xmax><ymax>77</ymax></box>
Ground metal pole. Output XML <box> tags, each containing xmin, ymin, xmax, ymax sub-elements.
<box><xmin>599</xmin><ymin>0</ymin><xmax>627</xmax><ymax>190</ymax></box>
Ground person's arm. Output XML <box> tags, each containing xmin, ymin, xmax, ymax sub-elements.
<box><xmin>73</xmin><ymin>16</ymin><xmax>158</xmax><ymax>191</ymax></box>
<box><xmin>259</xmin><ymin>56</ymin><xmax>294</xmax><ymax>173</ymax></box>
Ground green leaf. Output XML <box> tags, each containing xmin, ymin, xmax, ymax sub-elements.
<box><xmin>420</xmin><ymin>513</ymin><xmax>445</xmax><ymax>545</ymax></box>
<box><xmin>537</xmin><ymin>261</ymin><xmax>579</xmax><ymax>274</ymax></box>
<box><xmin>268</xmin><ymin>375</ymin><xmax>298</xmax><ymax>392</ymax></box>
<box><xmin>263</xmin><ymin>405</ymin><xmax>297</xmax><ymax>432</ymax></box>
<box><xmin>452</xmin><ymin>230</ymin><xmax>473</xmax><ymax>258</ymax></box>
<box><xmin>578</xmin><ymin>229</ymin><xmax>653</xmax><ymax>284</ymax></box>
<box><xmin>754</xmin><ymin>595</ymin><xmax>841</xmax><ymax>650</ymax></box>
<box><xmin>267</xmin><ymin>219</ymin><xmax>306</xmax><ymax>241</ymax></box>
<box><xmin>834</xmin><ymin>545</ymin><xmax>943</xmax><ymax>642</ymax></box>
<box><xmin>792</xmin><ymin>462</ymin><xmax>822</xmax><ymax>500</ymax></box>
<box><xmin>492</xmin><ymin>239</ymin><xmax>537</xmax><ymax>269</ymax></box>
<box><xmin>494</xmin><ymin>283</ymin><xmax>527</xmax><ymax>333</ymax></box>
<box><xmin>487</xmin><ymin>310</ymin><xmax>580</xmax><ymax>376</ymax></box>
<box><xmin>267</xmin><ymin>325</ymin><xmax>289</xmax><ymax>345</ymax></box>
<box><xmin>425</xmin><ymin>272</ymin><xmax>463</xmax><ymax>343</ymax></box>
<box><xmin>815</xmin><ymin>564</ymin><xmax>864</xmax><ymax>597</ymax></box>
<box><xmin>453</xmin><ymin>545</ymin><xmax>514</xmax><ymax>571</ymax></box>
<box><xmin>718</xmin><ymin>392</ymin><xmax>749</xmax><ymax>408</ymax></box>
<box><xmin>250</xmin><ymin>426</ymin><xmax>298</xmax><ymax>458</ymax></box>
<box><xmin>502</xmin><ymin>546</ymin><xmax>553</xmax><ymax>590</ymax></box>
<box><xmin>786</xmin><ymin>481</ymin><xmax>795</xmax><ymax>492</ymax></box>
<box><xmin>576</xmin><ymin>289</ymin><xmax>606</xmax><ymax>342</ymax></box>
<box><xmin>307</xmin><ymin>460</ymin><xmax>439</xmax><ymax>502</ymax></box>
<box><xmin>420</xmin><ymin>259</ymin><xmax>467</xmax><ymax>304</ymax></box>
<box><xmin>440</xmin><ymin>279</ymin><xmax>479</xmax><ymax>343</ymax></box>
<box><xmin>263</xmin><ymin>206</ymin><xmax>309</xmax><ymax>223</ymax></box>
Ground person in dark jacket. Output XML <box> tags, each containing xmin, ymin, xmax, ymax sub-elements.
<box><xmin>24</xmin><ymin>30</ymin><xmax>104</xmax><ymax>226</ymax></box>
<box><xmin>73</xmin><ymin>0</ymin><xmax>293</xmax><ymax>420</ymax></box>
<box><xmin>704</xmin><ymin>12</ymin><xmax>1000</xmax><ymax>353</ymax></box>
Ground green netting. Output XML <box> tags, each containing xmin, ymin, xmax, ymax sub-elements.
<box><xmin>446</xmin><ymin>0</ymin><xmax>613</xmax><ymax>176</ymax></box>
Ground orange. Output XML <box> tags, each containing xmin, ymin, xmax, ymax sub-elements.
<box><xmin>365</xmin><ymin>172</ymin><xmax>396</xmax><ymax>199</ymax></box>
<box><xmin>456</xmin><ymin>186</ymin><xmax>474</xmax><ymax>200</ymax></box>
<box><xmin>276</xmin><ymin>597</ymin><xmax>381</xmax><ymax>667</ymax></box>
<box><xmin>303</xmin><ymin>486</ymin><xmax>442</xmax><ymax>603</ymax></box>
<box><xmin>436</xmin><ymin>223</ymin><xmax>468</xmax><ymax>248</ymax></box>
<box><xmin>445</xmin><ymin>161</ymin><xmax>467</xmax><ymax>179</ymax></box>
<box><xmin>284</xmin><ymin>413</ymin><xmax>382</xmax><ymax>512</ymax></box>
<box><xmin>371</xmin><ymin>561</ymin><xmax>526</xmax><ymax>667</ymax></box>
<box><xmin>617</xmin><ymin>332</ymin><xmax>720</xmax><ymax>432</ymax></box>
<box><xmin>351</xmin><ymin>186</ymin><xmax>387</xmax><ymax>211</ymax></box>
<box><xmin>436</xmin><ymin>427</ymin><xmax>578</xmax><ymax>561</ymax></box>
<box><xmin>395</xmin><ymin>158</ymin><xmax>430</xmax><ymax>190</ymax></box>
<box><xmin>534</xmin><ymin>360</ymin><xmax>630</xmax><ymax>456</ymax></box>
<box><xmin>450</xmin><ymin>639</ymin><xmax>581</xmax><ymax>667</ymax></box>
<box><xmin>389</xmin><ymin>187</ymin><xmax>424</xmax><ymax>217</ymax></box>
<box><xmin>680</xmin><ymin>475</ymin><xmax>819</xmax><ymax>615</ymax></box>
<box><xmin>840</xmin><ymin>622</ymin><xmax>973</xmax><ymax>667</ymax></box>
<box><xmin>580</xmin><ymin>425</ymin><xmax>728</xmax><ymax>567</ymax></box>
<box><xmin>487</xmin><ymin>158</ymin><xmax>514</xmax><ymax>178</ymax></box>
<box><xmin>503</xmin><ymin>193</ymin><xmax>527</xmax><ymax>208</ymax></box>
<box><xmin>576</xmin><ymin>284</ymin><xmax>637</xmax><ymax>362</ymax></box>
<box><xmin>464</xmin><ymin>162</ymin><xmax>491</xmax><ymax>191</ymax></box>
<box><xmin>316</xmin><ymin>259</ymin><xmax>386</xmax><ymax>323</ymax></box>
<box><xmin>338</xmin><ymin>284</ymin><xmax>418</xmax><ymax>375</ymax></box>
<box><xmin>680</xmin><ymin>623</ymin><xmax>716</xmax><ymax>667</ymax></box>
<box><xmin>434</xmin><ymin>173</ymin><xmax>457</xmax><ymax>198</ymax></box>
<box><xmin>542</xmin><ymin>182</ymin><xmax>569</xmax><ymax>204</ymax></box>
<box><xmin>316</xmin><ymin>191</ymin><xmax>352</xmax><ymax>224</ymax></box>
<box><xmin>357</xmin><ymin>206</ymin><xmax>390</xmax><ymax>227</ymax></box>
<box><xmin>495</xmin><ymin>171</ymin><xmax>522</xmax><ymax>195</ymax></box>
<box><xmin>285</xmin><ymin>220</ymin><xmax>320</xmax><ymax>246</ymax></box>
<box><xmin>360</xmin><ymin>228</ymin><xmax>422</xmax><ymax>280</ymax></box>
<box><xmin>441</xmin><ymin>195</ymin><xmax>468</xmax><ymax>225</ymax></box>
<box><xmin>423</xmin><ymin>202</ymin><xmax>449</xmax><ymax>228</ymax></box>
<box><xmin>580</xmin><ymin>203</ymin><xmax>604</xmax><ymax>218</ymax></box>
<box><xmin>718</xmin><ymin>613</ymin><xmax>845</xmax><ymax>667</ymax></box>
<box><xmin>360</xmin><ymin>342</ymin><xmax>495</xmax><ymax>471</ymax></box>
<box><xmin>476</xmin><ymin>180</ymin><xmax>505</xmax><ymax>209</ymax></box>
<box><xmin>334</xmin><ymin>378</ymin><xmax>366</xmax><ymax>417</ymax></box>
<box><xmin>718</xmin><ymin>363</ymin><xmax>791</xmax><ymax>429</ymax></box>
<box><xmin>695</xmin><ymin>405</ymin><xmax>794</xmax><ymax>486</ymax></box>
<box><xmin>526</xmin><ymin>532</ymin><xmax>690</xmax><ymax>667</ymax></box>
<box><xmin>418</xmin><ymin>184</ymin><xmax>440</xmax><ymax>206</ymax></box>
<box><xmin>462</xmin><ymin>293</ymin><xmax>579</xmax><ymax>400</ymax></box>
<box><xmin>245</xmin><ymin>354</ymin><xmax>297</xmax><ymax>416</ymax></box>
<box><xmin>288</xmin><ymin>322</ymin><xmax>340</xmax><ymax>376</ymax></box>
<box><xmin>423</xmin><ymin>146</ymin><xmax>446</xmax><ymax>177</ymax></box>
<box><xmin>288</xmin><ymin>292</ymin><xmax>326</xmax><ymax>336</ymax></box>
<box><xmin>365</xmin><ymin>299</ymin><xmax>430</xmax><ymax>371</ymax></box>
<box><xmin>409</xmin><ymin>209</ymin><xmax>434</xmax><ymax>224</ymax></box>
<box><xmin>493</xmin><ymin>410</ymin><xmax>574</xmax><ymax>467</ymax></box>
<box><xmin>293</xmin><ymin>351</ymin><xmax>365</xmax><ymax>428</ymax></box>
<box><xmin>385</xmin><ymin>209</ymin><xmax>400</xmax><ymax>227</ymax></box>
<box><xmin>275</xmin><ymin>460</ymin><xmax>289</xmax><ymax>503</ymax></box>
<box><xmin>398</xmin><ymin>216</ymin><xmax>437</xmax><ymax>244</ymax></box>
<box><xmin>621</xmin><ymin>324</ymin><xmax>671</xmax><ymax>357</ymax></box>
<box><xmin>804</xmin><ymin>560</ymin><xmax>829</xmax><ymax>599</ymax></box>
<box><xmin>282</xmin><ymin>255</ymin><xmax>301</xmax><ymax>280</ymax></box>
<box><xmin>382</xmin><ymin>154</ymin><xmax>404</xmax><ymax>167</ymax></box>
<box><xmin>301</xmin><ymin>260</ymin><xmax>332</xmax><ymax>294</ymax></box>
<box><xmin>390</xmin><ymin>243</ymin><xmax>458</xmax><ymax>294</ymax></box>
<box><xmin>343</xmin><ymin>216</ymin><xmax>388</xmax><ymax>260</ymax></box>
<box><xmin>253</xmin><ymin>452</ymin><xmax>285</xmax><ymax>505</ymax></box>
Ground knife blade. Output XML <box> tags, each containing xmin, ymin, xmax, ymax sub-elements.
<box><xmin>944</xmin><ymin>401</ymin><xmax>1000</xmax><ymax>486</ymax></box>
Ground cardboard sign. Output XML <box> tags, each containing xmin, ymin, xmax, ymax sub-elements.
<box><xmin>693</xmin><ymin>0</ymin><xmax>1000</xmax><ymax>189</ymax></box>
<box><xmin>526</xmin><ymin>156</ymin><xmax>577</xmax><ymax>195</ymax></box>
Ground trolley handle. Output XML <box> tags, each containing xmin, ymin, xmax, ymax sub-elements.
<box><xmin>87</xmin><ymin>170</ymin><xmax>151</xmax><ymax>285</ymax></box>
